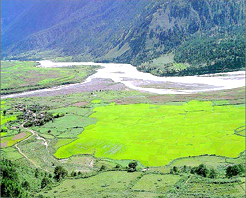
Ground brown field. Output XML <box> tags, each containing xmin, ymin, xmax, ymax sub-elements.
<box><xmin>13</xmin><ymin>132</ymin><xmax>27</xmax><ymax>140</ymax></box>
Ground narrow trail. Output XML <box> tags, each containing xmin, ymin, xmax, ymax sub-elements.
<box><xmin>15</xmin><ymin>144</ymin><xmax>38</xmax><ymax>168</ymax></box>
<box><xmin>14</xmin><ymin>123</ymin><xmax>51</xmax><ymax>172</ymax></box>
<box><xmin>174</xmin><ymin>175</ymin><xmax>193</xmax><ymax>198</ymax></box>
<box><xmin>25</xmin><ymin>127</ymin><xmax>49</xmax><ymax>149</ymax></box>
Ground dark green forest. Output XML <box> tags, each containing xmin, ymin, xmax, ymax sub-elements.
<box><xmin>138</xmin><ymin>26</ymin><xmax>245</xmax><ymax>76</ymax></box>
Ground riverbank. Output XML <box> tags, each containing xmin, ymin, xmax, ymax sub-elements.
<box><xmin>2</xmin><ymin>60</ymin><xmax>245</xmax><ymax>99</ymax></box>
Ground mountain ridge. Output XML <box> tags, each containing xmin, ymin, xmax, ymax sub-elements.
<box><xmin>2</xmin><ymin>0</ymin><xmax>245</xmax><ymax>75</ymax></box>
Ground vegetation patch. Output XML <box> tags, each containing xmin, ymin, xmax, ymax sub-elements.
<box><xmin>132</xmin><ymin>174</ymin><xmax>181</xmax><ymax>193</ymax></box>
<box><xmin>54</xmin><ymin>139</ymin><xmax>76</xmax><ymax>149</ymax></box>
<box><xmin>1</xmin><ymin>147</ymin><xmax>23</xmax><ymax>161</ymax></box>
<box><xmin>55</xmin><ymin>101</ymin><xmax>245</xmax><ymax>166</ymax></box>
<box><xmin>0</xmin><ymin>131</ymin><xmax>31</xmax><ymax>147</ymax></box>
<box><xmin>1</xmin><ymin>61</ymin><xmax>99</xmax><ymax>94</ymax></box>
<box><xmin>40</xmin><ymin>171</ymin><xmax>142</xmax><ymax>198</ymax></box>
<box><xmin>32</xmin><ymin>115</ymin><xmax>85</xmax><ymax>138</ymax></box>
<box><xmin>173</xmin><ymin>175</ymin><xmax>245</xmax><ymax>197</ymax></box>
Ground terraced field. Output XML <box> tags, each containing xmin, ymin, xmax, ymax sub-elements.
<box><xmin>55</xmin><ymin>100</ymin><xmax>245</xmax><ymax>166</ymax></box>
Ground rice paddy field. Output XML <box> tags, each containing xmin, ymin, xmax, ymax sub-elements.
<box><xmin>55</xmin><ymin>100</ymin><xmax>245</xmax><ymax>166</ymax></box>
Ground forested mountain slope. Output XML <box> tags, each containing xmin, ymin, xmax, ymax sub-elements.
<box><xmin>2</xmin><ymin>0</ymin><xmax>245</xmax><ymax>75</ymax></box>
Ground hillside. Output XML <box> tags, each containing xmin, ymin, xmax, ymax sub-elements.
<box><xmin>2</xmin><ymin>0</ymin><xmax>245</xmax><ymax>75</ymax></box>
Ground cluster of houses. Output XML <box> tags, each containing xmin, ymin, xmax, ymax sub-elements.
<box><xmin>14</xmin><ymin>104</ymin><xmax>54</xmax><ymax>127</ymax></box>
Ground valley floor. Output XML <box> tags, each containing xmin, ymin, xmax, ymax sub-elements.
<box><xmin>1</xmin><ymin>61</ymin><xmax>245</xmax><ymax>197</ymax></box>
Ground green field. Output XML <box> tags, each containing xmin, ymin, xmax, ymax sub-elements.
<box><xmin>55</xmin><ymin>101</ymin><xmax>245</xmax><ymax>166</ymax></box>
<box><xmin>40</xmin><ymin>171</ymin><xmax>245</xmax><ymax>198</ymax></box>
<box><xmin>41</xmin><ymin>171</ymin><xmax>142</xmax><ymax>198</ymax></box>
<box><xmin>1</xmin><ymin>101</ymin><xmax>17</xmax><ymax>127</ymax></box>
<box><xmin>1</xmin><ymin>132</ymin><xmax>31</xmax><ymax>147</ymax></box>
<box><xmin>132</xmin><ymin>174</ymin><xmax>182</xmax><ymax>193</ymax></box>
<box><xmin>1</xmin><ymin>61</ymin><xmax>99</xmax><ymax>94</ymax></box>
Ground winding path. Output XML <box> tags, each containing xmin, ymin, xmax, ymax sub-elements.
<box><xmin>15</xmin><ymin>123</ymin><xmax>50</xmax><ymax>172</ymax></box>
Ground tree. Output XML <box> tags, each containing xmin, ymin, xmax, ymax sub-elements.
<box><xmin>54</xmin><ymin>166</ymin><xmax>68</xmax><ymax>182</ymax></box>
<box><xmin>237</xmin><ymin>164</ymin><xmax>245</xmax><ymax>174</ymax></box>
<box><xmin>181</xmin><ymin>165</ymin><xmax>189</xmax><ymax>173</ymax></box>
<box><xmin>190</xmin><ymin>167</ymin><xmax>197</xmax><ymax>174</ymax></box>
<box><xmin>71</xmin><ymin>171</ymin><xmax>77</xmax><ymax>177</ymax></box>
<box><xmin>1</xmin><ymin>158</ymin><xmax>28</xmax><ymax>198</ymax></box>
<box><xmin>99</xmin><ymin>165</ymin><xmax>107</xmax><ymax>171</ymax></box>
<box><xmin>115</xmin><ymin>164</ymin><xmax>121</xmax><ymax>169</ymax></box>
<box><xmin>170</xmin><ymin>166</ymin><xmax>179</xmax><ymax>174</ymax></box>
<box><xmin>208</xmin><ymin>168</ymin><xmax>217</xmax><ymax>179</ymax></box>
<box><xmin>41</xmin><ymin>177</ymin><xmax>51</xmax><ymax>189</ymax></box>
<box><xmin>128</xmin><ymin>161</ymin><xmax>138</xmax><ymax>172</ymax></box>
<box><xmin>226</xmin><ymin>164</ymin><xmax>243</xmax><ymax>178</ymax></box>
<box><xmin>196</xmin><ymin>164</ymin><xmax>209</xmax><ymax>177</ymax></box>
<box><xmin>190</xmin><ymin>164</ymin><xmax>209</xmax><ymax>178</ymax></box>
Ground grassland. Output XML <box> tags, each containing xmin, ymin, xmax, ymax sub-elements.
<box><xmin>1</xmin><ymin>61</ymin><xmax>99</xmax><ymax>94</ymax></box>
<box><xmin>132</xmin><ymin>174</ymin><xmax>182</xmax><ymax>193</ymax></box>
<box><xmin>40</xmin><ymin>171</ymin><xmax>245</xmax><ymax>198</ymax></box>
<box><xmin>55</xmin><ymin>100</ymin><xmax>245</xmax><ymax>166</ymax></box>
<box><xmin>41</xmin><ymin>171</ymin><xmax>143</xmax><ymax>198</ymax></box>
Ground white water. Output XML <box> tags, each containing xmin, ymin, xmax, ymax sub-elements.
<box><xmin>38</xmin><ymin>60</ymin><xmax>245</xmax><ymax>94</ymax></box>
<box><xmin>2</xmin><ymin>60</ymin><xmax>245</xmax><ymax>99</ymax></box>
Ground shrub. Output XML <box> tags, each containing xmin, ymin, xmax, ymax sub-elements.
<box><xmin>226</xmin><ymin>164</ymin><xmax>244</xmax><ymax>178</ymax></box>
<box><xmin>208</xmin><ymin>168</ymin><xmax>217</xmax><ymax>179</ymax></box>
<box><xmin>190</xmin><ymin>164</ymin><xmax>209</xmax><ymax>178</ymax></box>
<box><xmin>41</xmin><ymin>177</ymin><xmax>51</xmax><ymax>189</ymax></box>
<box><xmin>128</xmin><ymin>161</ymin><xmax>138</xmax><ymax>172</ymax></box>
<box><xmin>170</xmin><ymin>166</ymin><xmax>179</xmax><ymax>174</ymax></box>
<box><xmin>35</xmin><ymin>168</ymin><xmax>39</xmax><ymax>178</ymax></box>
<box><xmin>99</xmin><ymin>165</ymin><xmax>107</xmax><ymax>171</ymax></box>
<box><xmin>71</xmin><ymin>171</ymin><xmax>77</xmax><ymax>177</ymax></box>
<box><xmin>196</xmin><ymin>164</ymin><xmax>209</xmax><ymax>177</ymax></box>
<box><xmin>54</xmin><ymin>166</ymin><xmax>68</xmax><ymax>182</ymax></box>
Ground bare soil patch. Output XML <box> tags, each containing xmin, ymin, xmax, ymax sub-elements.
<box><xmin>13</xmin><ymin>132</ymin><xmax>27</xmax><ymax>140</ymax></box>
<box><xmin>72</xmin><ymin>102</ymin><xmax>88</xmax><ymax>107</ymax></box>
<box><xmin>0</xmin><ymin>142</ymin><xmax>7</xmax><ymax>148</ymax></box>
<box><xmin>3</xmin><ymin>78</ymin><xmax>126</xmax><ymax>99</ymax></box>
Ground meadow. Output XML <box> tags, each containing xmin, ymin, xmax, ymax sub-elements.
<box><xmin>40</xmin><ymin>171</ymin><xmax>245</xmax><ymax>198</ymax></box>
<box><xmin>1</xmin><ymin>61</ymin><xmax>99</xmax><ymax>94</ymax></box>
<box><xmin>55</xmin><ymin>100</ymin><xmax>245</xmax><ymax>166</ymax></box>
